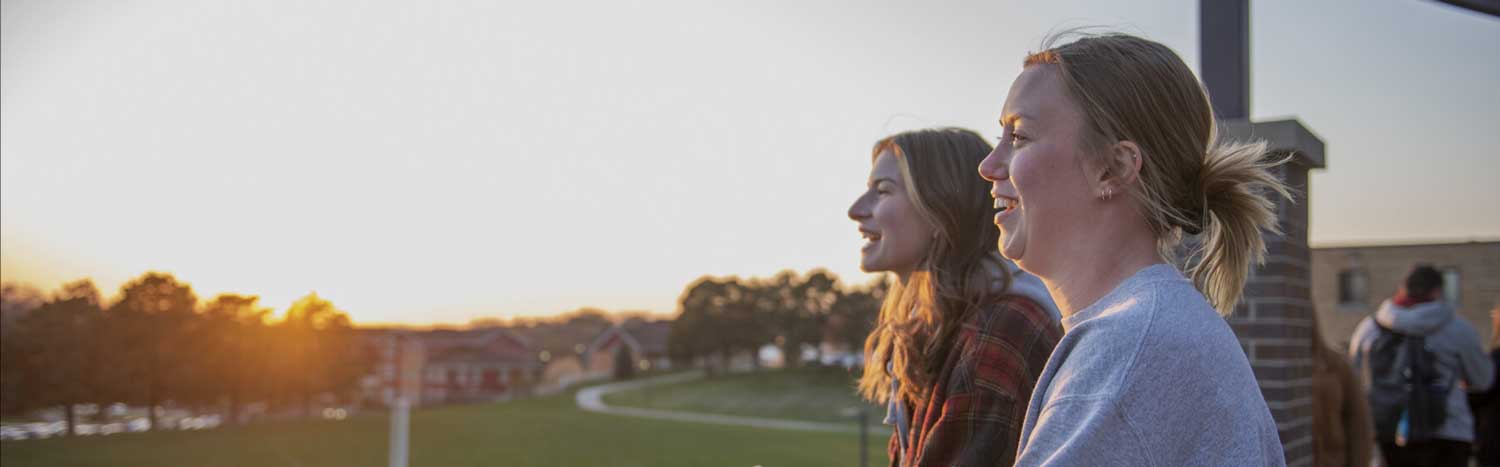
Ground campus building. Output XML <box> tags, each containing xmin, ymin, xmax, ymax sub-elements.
<box><xmin>1311</xmin><ymin>240</ymin><xmax>1500</xmax><ymax>352</ymax></box>
<box><xmin>360</xmin><ymin>328</ymin><xmax>541</xmax><ymax>407</ymax></box>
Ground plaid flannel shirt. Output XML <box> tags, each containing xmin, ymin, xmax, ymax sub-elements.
<box><xmin>889</xmin><ymin>295</ymin><xmax>1062</xmax><ymax>467</ymax></box>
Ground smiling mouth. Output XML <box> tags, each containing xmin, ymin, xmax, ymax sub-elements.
<box><xmin>993</xmin><ymin>198</ymin><xmax>1018</xmax><ymax>212</ymax></box>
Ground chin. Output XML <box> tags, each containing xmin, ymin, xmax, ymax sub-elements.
<box><xmin>1002</xmin><ymin>245</ymin><xmax>1043</xmax><ymax>276</ymax></box>
<box><xmin>997</xmin><ymin>239</ymin><xmax>1021</xmax><ymax>262</ymax></box>
<box><xmin>863</xmin><ymin>257</ymin><xmax>897</xmax><ymax>274</ymax></box>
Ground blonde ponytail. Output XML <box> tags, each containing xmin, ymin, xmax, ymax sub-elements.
<box><xmin>1186</xmin><ymin>139</ymin><xmax>1292</xmax><ymax>315</ymax></box>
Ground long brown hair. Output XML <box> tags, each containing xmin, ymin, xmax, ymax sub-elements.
<box><xmin>856</xmin><ymin>128</ymin><xmax>1010</xmax><ymax>405</ymax></box>
<box><xmin>1025</xmin><ymin>33</ymin><xmax>1292</xmax><ymax>315</ymax></box>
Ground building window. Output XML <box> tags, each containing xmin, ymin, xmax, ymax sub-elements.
<box><xmin>1441</xmin><ymin>267</ymin><xmax>1461</xmax><ymax>306</ymax></box>
<box><xmin>1338</xmin><ymin>269</ymin><xmax>1368</xmax><ymax>306</ymax></box>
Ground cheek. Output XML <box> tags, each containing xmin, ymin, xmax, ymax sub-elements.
<box><xmin>877</xmin><ymin>200</ymin><xmax>930</xmax><ymax>253</ymax></box>
<box><xmin>1013</xmin><ymin>146</ymin><xmax>1079</xmax><ymax>212</ymax></box>
<box><xmin>1009</xmin><ymin>152</ymin><xmax>1048</xmax><ymax>207</ymax></box>
<box><xmin>897</xmin><ymin>216</ymin><xmax>933</xmax><ymax>249</ymax></box>
<box><xmin>895</xmin><ymin>215</ymin><xmax>934</xmax><ymax>259</ymax></box>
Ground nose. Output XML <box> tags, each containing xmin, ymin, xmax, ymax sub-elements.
<box><xmin>978</xmin><ymin>145</ymin><xmax>1009</xmax><ymax>182</ymax></box>
<box><xmin>848</xmin><ymin>193</ymin><xmax>871</xmax><ymax>221</ymax></box>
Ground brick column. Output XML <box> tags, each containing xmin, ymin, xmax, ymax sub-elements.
<box><xmin>1222</xmin><ymin>119</ymin><xmax>1326</xmax><ymax>467</ymax></box>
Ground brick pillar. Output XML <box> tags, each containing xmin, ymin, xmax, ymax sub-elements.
<box><xmin>1233</xmin><ymin>157</ymin><xmax>1314</xmax><ymax>465</ymax></box>
<box><xmin>1222</xmin><ymin>119</ymin><xmax>1326</xmax><ymax>467</ymax></box>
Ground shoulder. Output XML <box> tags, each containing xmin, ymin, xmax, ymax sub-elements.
<box><xmin>1121</xmin><ymin>278</ymin><xmax>1239</xmax><ymax>351</ymax></box>
<box><xmin>950</xmin><ymin>295</ymin><xmax>1061</xmax><ymax>396</ymax></box>
<box><xmin>1061</xmin><ymin>278</ymin><xmax>1177</xmax><ymax>353</ymax></box>
<box><xmin>1350</xmin><ymin>316</ymin><xmax>1378</xmax><ymax>342</ymax></box>
<box><xmin>1041</xmin><ymin>286</ymin><xmax>1165</xmax><ymax>393</ymax></box>
<box><xmin>1063</xmin><ymin>279</ymin><xmax>1251</xmax><ymax>395</ymax></box>
<box><xmin>1122</xmin><ymin>279</ymin><xmax>1249</xmax><ymax>365</ymax></box>
<box><xmin>1424</xmin><ymin>317</ymin><xmax>1489</xmax><ymax>362</ymax></box>
<box><xmin>1439</xmin><ymin>314</ymin><xmax>1484</xmax><ymax>343</ymax></box>
<box><xmin>963</xmin><ymin>295</ymin><xmax>1062</xmax><ymax>346</ymax></box>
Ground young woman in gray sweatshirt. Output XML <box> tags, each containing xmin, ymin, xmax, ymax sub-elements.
<box><xmin>977</xmin><ymin>32</ymin><xmax>1290</xmax><ymax>466</ymax></box>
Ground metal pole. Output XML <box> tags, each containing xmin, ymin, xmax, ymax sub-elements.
<box><xmin>390</xmin><ymin>396</ymin><xmax>409</xmax><ymax>467</ymax></box>
<box><xmin>858</xmin><ymin>408</ymin><xmax>868</xmax><ymax>467</ymax></box>
<box><xmin>1199</xmin><ymin>0</ymin><xmax>1251</xmax><ymax>121</ymax></box>
<box><xmin>390</xmin><ymin>335</ymin><xmax>409</xmax><ymax>467</ymax></box>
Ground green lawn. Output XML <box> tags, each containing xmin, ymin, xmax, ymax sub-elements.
<box><xmin>604</xmin><ymin>367</ymin><xmax>886</xmax><ymax>425</ymax></box>
<box><xmin>0</xmin><ymin>375</ymin><xmax>889</xmax><ymax>467</ymax></box>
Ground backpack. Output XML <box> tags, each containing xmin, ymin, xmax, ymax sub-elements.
<box><xmin>1366</xmin><ymin>321</ymin><xmax>1450</xmax><ymax>445</ymax></box>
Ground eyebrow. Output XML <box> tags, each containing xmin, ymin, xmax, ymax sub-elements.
<box><xmin>999</xmin><ymin>112</ymin><xmax>1034</xmax><ymax>127</ymax></box>
<box><xmin>867</xmin><ymin>177</ymin><xmax>898</xmax><ymax>187</ymax></box>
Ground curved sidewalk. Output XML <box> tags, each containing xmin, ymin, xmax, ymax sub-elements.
<box><xmin>574</xmin><ymin>371</ymin><xmax>863</xmax><ymax>434</ymax></box>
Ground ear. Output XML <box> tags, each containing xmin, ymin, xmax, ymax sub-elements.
<box><xmin>1096</xmin><ymin>140</ymin><xmax>1143</xmax><ymax>198</ymax></box>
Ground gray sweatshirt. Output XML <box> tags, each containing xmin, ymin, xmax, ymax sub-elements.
<box><xmin>1015</xmin><ymin>264</ymin><xmax>1285</xmax><ymax>466</ymax></box>
<box><xmin>1348</xmin><ymin>298</ymin><xmax>1494</xmax><ymax>442</ymax></box>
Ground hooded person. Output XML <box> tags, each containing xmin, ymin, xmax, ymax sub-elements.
<box><xmin>1349</xmin><ymin>265</ymin><xmax>1495</xmax><ymax>467</ymax></box>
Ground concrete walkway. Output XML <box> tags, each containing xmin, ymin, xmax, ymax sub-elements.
<box><xmin>574</xmin><ymin>371</ymin><xmax>865</xmax><ymax>434</ymax></box>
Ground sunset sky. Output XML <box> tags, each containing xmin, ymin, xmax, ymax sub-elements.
<box><xmin>3</xmin><ymin>0</ymin><xmax>1497</xmax><ymax>325</ymax></box>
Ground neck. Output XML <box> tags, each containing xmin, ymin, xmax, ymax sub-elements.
<box><xmin>1036</xmin><ymin>216</ymin><xmax>1163</xmax><ymax>318</ymax></box>
<box><xmin>1393</xmin><ymin>290</ymin><xmax>1437</xmax><ymax>307</ymax></box>
<box><xmin>895</xmin><ymin>270</ymin><xmax>913</xmax><ymax>289</ymax></box>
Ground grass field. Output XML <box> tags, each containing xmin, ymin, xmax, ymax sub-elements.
<box><xmin>603</xmin><ymin>367</ymin><xmax>885</xmax><ymax>425</ymax></box>
<box><xmin>0</xmin><ymin>372</ymin><xmax>890</xmax><ymax>467</ymax></box>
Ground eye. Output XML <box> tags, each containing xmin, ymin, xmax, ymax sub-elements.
<box><xmin>1010</xmin><ymin>131</ymin><xmax>1029</xmax><ymax>147</ymax></box>
<box><xmin>999</xmin><ymin>126</ymin><xmax>1029</xmax><ymax>148</ymax></box>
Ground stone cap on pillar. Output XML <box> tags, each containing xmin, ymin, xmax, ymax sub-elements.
<box><xmin>1219</xmin><ymin>118</ymin><xmax>1326</xmax><ymax>169</ymax></box>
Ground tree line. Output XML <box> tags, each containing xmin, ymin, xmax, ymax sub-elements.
<box><xmin>0</xmin><ymin>272</ymin><xmax>365</xmax><ymax>436</ymax></box>
<box><xmin>668</xmin><ymin>269</ymin><xmax>885</xmax><ymax>371</ymax></box>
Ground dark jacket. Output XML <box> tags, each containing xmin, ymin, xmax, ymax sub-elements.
<box><xmin>1470</xmin><ymin>348</ymin><xmax>1500</xmax><ymax>466</ymax></box>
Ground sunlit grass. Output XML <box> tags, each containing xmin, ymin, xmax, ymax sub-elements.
<box><xmin>0</xmin><ymin>379</ymin><xmax>888</xmax><ymax>467</ymax></box>
<box><xmin>603</xmin><ymin>367</ymin><xmax>885</xmax><ymax>425</ymax></box>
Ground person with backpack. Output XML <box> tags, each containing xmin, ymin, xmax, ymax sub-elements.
<box><xmin>1349</xmin><ymin>265</ymin><xmax>1495</xmax><ymax>467</ymax></box>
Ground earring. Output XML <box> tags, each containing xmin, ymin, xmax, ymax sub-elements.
<box><xmin>1101</xmin><ymin>187</ymin><xmax>1113</xmax><ymax>200</ymax></box>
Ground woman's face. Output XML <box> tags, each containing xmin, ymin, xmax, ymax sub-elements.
<box><xmin>978</xmin><ymin>65</ymin><xmax>1100</xmax><ymax>276</ymax></box>
<box><xmin>847</xmin><ymin>150</ymin><xmax>935</xmax><ymax>279</ymax></box>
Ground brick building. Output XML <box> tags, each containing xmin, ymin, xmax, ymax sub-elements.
<box><xmin>582</xmin><ymin>321</ymin><xmax>672</xmax><ymax>379</ymax></box>
<box><xmin>360</xmin><ymin>328</ymin><xmax>541</xmax><ymax>407</ymax></box>
<box><xmin>1311</xmin><ymin>240</ymin><xmax>1500</xmax><ymax>352</ymax></box>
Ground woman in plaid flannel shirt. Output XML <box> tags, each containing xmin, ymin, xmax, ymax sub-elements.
<box><xmin>847</xmin><ymin>127</ymin><xmax>1063</xmax><ymax>466</ymax></box>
